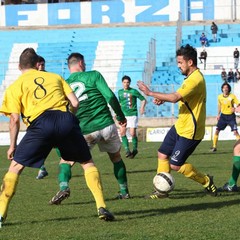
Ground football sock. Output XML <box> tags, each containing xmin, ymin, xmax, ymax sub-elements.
<box><xmin>235</xmin><ymin>134</ymin><xmax>240</xmax><ymax>141</ymax></box>
<box><xmin>157</xmin><ymin>158</ymin><xmax>170</xmax><ymax>173</ymax></box>
<box><xmin>178</xmin><ymin>163</ymin><xmax>208</xmax><ymax>185</ymax></box>
<box><xmin>121</xmin><ymin>136</ymin><xmax>130</xmax><ymax>151</ymax></box>
<box><xmin>132</xmin><ymin>136</ymin><xmax>138</xmax><ymax>150</ymax></box>
<box><xmin>58</xmin><ymin>163</ymin><xmax>72</xmax><ymax>191</ymax></box>
<box><xmin>40</xmin><ymin>165</ymin><xmax>46</xmax><ymax>171</ymax></box>
<box><xmin>228</xmin><ymin>156</ymin><xmax>240</xmax><ymax>186</ymax></box>
<box><xmin>55</xmin><ymin>148</ymin><xmax>61</xmax><ymax>158</ymax></box>
<box><xmin>84</xmin><ymin>166</ymin><xmax>106</xmax><ymax>209</ymax></box>
<box><xmin>0</xmin><ymin>172</ymin><xmax>19</xmax><ymax>219</ymax></box>
<box><xmin>212</xmin><ymin>134</ymin><xmax>218</xmax><ymax>148</ymax></box>
<box><xmin>113</xmin><ymin>160</ymin><xmax>128</xmax><ymax>195</ymax></box>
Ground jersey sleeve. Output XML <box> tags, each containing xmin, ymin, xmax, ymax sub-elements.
<box><xmin>61</xmin><ymin>77</ymin><xmax>74</xmax><ymax>96</ymax></box>
<box><xmin>135</xmin><ymin>89</ymin><xmax>146</xmax><ymax>101</ymax></box>
<box><xmin>95</xmin><ymin>72</ymin><xmax>125</xmax><ymax>121</ymax></box>
<box><xmin>232</xmin><ymin>94</ymin><xmax>240</xmax><ymax>105</ymax></box>
<box><xmin>0</xmin><ymin>84</ymin><xmax>21</xmax><ymax>116</ymax></box>
<box><xmin>177</xmin><ymin>77</ymin><xmax>198</xmax><ymax>99</ymax></box>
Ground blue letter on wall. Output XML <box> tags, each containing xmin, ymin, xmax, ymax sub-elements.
<box><xmin>91</xmin><ymin>0</ymin><xmax>124</xmax><ymax>24</ymax></box>
<box><xmin>48</xmin><ymin>3</ymin><xmax>80</xmax><ymax>25</ymax></box>
<box><xmin>136</xmin><ymin>0</ymin><xmax>170</xmax><ymax>22</ymax></box>
<box><xmin>5</xmin><ymin>5</ymin><xmax>38</xmax><ymax>26</ymax></box>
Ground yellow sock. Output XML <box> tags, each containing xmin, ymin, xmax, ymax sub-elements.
<box><xmin>157</xmin><ymin>158</ymin><xmax>170</xmax><ymax>173</ymax></box>
<box><xmin>212</xmin><ymin>134</ymin><xmax>218</xmax><ymax>148</ymax></box>
<box><xmin>84</xmin><ymin>166</ymin><xmax>106</xmax><ymax>209</ymax></box>
<box><xmin>0</xmin><ymin>172</ymin><xmax>19</xmax><ymax>220</ymax></box>
<box><xmin>178</xmin><ymin>163</ymin><xmax>208</xmax><ymax>185</ymax></box>
<box><xmin>235</xmin><ymin>134</ymin><xmax>240</xmax><ymax>141</ymax></box>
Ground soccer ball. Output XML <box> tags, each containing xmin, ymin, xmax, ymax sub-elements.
<box><xmin>153</xmin><ymin>172</ymin><xmax>175</xmax><ymax>193</ymax></box>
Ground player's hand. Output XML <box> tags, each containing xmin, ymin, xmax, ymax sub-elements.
<box><xmin>153</xmin><ymin>98</ymin><xmax>165</xmax><ymax>105</ymax></box>
<box><xmin>235</xmin><ymin>106</ymin><xmax>240</xmax><ymax>113</ymax></box>
<box><xmin>118</xmin><ymin>118</ymin><xmax>127</xmax><ymax>127</ymax></box>
<box><xmin>137</xmin><ymin>81</ymin><xmax>151</xmax><ymax>96</ymax></box>
<box><xmin>7</xmin><ymin>146</ymin><xmax>15</xmax><ymax>160</ymax></box>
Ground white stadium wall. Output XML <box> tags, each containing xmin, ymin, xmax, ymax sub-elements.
<box><xmin>0</xmin><ymin>0</ymin><xmax>239</xmax><ymax>27</ymax></box>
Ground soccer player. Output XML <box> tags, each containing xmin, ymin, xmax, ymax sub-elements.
<box><xmin>35</xmin><ymin>55</ymin><xmax>49</xmax><ymax>180</ymax></box>
<box><xmin>118</xmin><ymin>75</ymin><xmax>146</xmax><ymax>159</ymax></box>
<box><xmin>137</xmin><ymin>44</ymin><xmax>218</xmax><ymax>199</ymax></box>
<box><xmin>210</xmin><ymin>82</ymin><xmax>240</xmax><ymax>152</ymax></box>
<box><xmin>49</xmin><ymin>52</ymin><xmax>130</xmax><ymax>205</ymax></box>
<box><xmin>218</xmin><ymin>138</ymin><xmax>240</xmax><ymax>192</ymax></box>
<box><xmin>0</xmin><ymin>48</ymin><xmax>114</xmax><ymax>228</ymax></box>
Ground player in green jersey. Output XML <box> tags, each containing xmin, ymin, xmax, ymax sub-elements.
<box><xmin>118</xmin><ymin>75</ymin><xmax>146</xmax><ymax>159</ymax></box>
<box><xmin>49</xmin><ymin>52</ymin><xmax>130</xmax><ymax>205</ymax></box>
<box><xmin>219</xmin><ymin>104</ymin><xmax>240</xmax><ymax>192</ymax></box>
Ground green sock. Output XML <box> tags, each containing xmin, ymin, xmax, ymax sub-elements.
<box><xmin>40</xmin><ymin>165</ymin><xmax>46</xmax><ymax>171</ymax></box>
<box><xmin>229</xmin><ymin>156</ymin><xmax>240</xmax><ymax>186</ymax></box>
<box><xmin>55</xmin><ymin>148</ymin><xmax>61</xmax><ymax>158</ymax></box>
<box><xmin>113</xmin><ymin>160</ymin><xmax>128</xmax><ymax>195</ymax></box>
<box><xmin>58</xmin><ymin>163</ymin><xmax>72</xmax><ymax>191</ymax></box>
<box><xmin>132</xmin><ymin>136</ymin><xmax>138</xmax><ymax>150</ymax></box>
<box><xmin>121</xmin><ymin>136</ymin><xmax>129</xmax><ymax>152</ymax></box>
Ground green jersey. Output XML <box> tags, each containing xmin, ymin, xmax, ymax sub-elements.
<box><xmin>118</xmin><ymin>87</ymin><xmax>146</xmax><ymax>116</ymax></box>
<box><xmin>67</xmin><ymin>70</ymin><xmax>125</xmax><ymax>135</ymax></box>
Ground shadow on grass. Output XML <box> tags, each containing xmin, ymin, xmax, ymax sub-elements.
<box><xmin>115</xmin><ymin>198</ymin><xmax>240</xmax><ymax>219</ymax></box>
<box><xmin>193</xmin><ymin>150</ymin><xmax>232</xmax><ymax>156</ymax></box>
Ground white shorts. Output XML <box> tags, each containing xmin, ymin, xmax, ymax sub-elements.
<box><xmin>126</xmin><ymin>116</ymin><xmax>138</xmax><ymax>128</ymax></box>
<box><xmin>84</xmin><ymin>124</ymin><xmax>121</xmax><ymax>153</ymax></box>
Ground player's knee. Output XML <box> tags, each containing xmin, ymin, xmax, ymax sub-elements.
<box><xmin>170</xmin><ymin>164</ymin><xmax>181</xmax><ymax>171</ymax></box>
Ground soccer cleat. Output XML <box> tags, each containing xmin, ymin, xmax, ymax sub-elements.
<box><xmin>0</xmin><ymin>215</ymin><xmax>3</xmax><ymax>228</ymax></box>
<box><xmin>129</xmin><ymin>149</ymin><xmax>138</xmax><ymax>159</ymax></box>
<box><xmin>145</xmin><ymin>190</ymin><xmax>169</xmax><ymax>199</ymax></box>
<box><xmin>36</xmin><ymin>169</ymin><xmax>48</xmax><ymax>179</ymax></box>
<box><xmin>218</xmin><ymin>183</ymin><xmax>238</xmax><ymax>192</ymax></box>
<box><xmin>114</xmin><ymin>193</ymin><xmax>131</xmax><ymax>200</ymax></box>
<box><xmin>125</xmin><ymin>150</ymin><xmax>132</xmax><ymax>158</ymax></box>
<box><xmin>210</xmin><ymin>147</ymin><xmax>217</xmax><ymax>152</ymax></box>
<box><xmin>98</xmin><ymin>207</ymin><xmax>115</xmax><ymax>221</ymax></box>
<box><xmin>49</xmin><ymin>188</ymin><xmax>70</xmax><ymax>205</ymax></box>
<box><xmin>205</xmin><ymin>175</ymin><xmax>218</xmax><ymax>196</ymax></box>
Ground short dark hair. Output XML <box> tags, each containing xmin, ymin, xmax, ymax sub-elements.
<box><xmin>67</xmin><ymin>53</ymin><xmax>84</xmax><ymax>67</ymax></box>
<box><xmin>176</xmin><ymin>44</ymin><xmax>197</xmax><ymax>66</ymax></box>
<box><xmin>122</xmin><ymin>75</ymin><xmax>131</xmax><ymax>83</ymax></box>
<box><xmin>38</xmin><ymin>55</ymin><xmax>45</xmax><ymax>63</ymax></box>
<box><xmin>19</xmin><ymin>48</ymin><xmax>39</xmax><ymax>70</ymax></box>
<box><xmin>221</xmin><ymin>82</ymin><xmax>231</xmax><ymax>93</ymax></box>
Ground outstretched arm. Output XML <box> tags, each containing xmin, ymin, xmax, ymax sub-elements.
<box><xmin>137</xmin><ymin>81</ymin><xmax>182</xmax><ymax>103</ymax></box>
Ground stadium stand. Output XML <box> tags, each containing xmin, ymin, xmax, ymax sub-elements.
<box><xmin>0</xmin><ymin>22</ymin><xmax>240</xmax><ymax>120</ymax></box>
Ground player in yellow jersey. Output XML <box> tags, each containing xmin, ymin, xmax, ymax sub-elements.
<box><xmin>210</xmin><ymin>82</ymin><xmax>240</xmax><ymax>152</ymax></box>
<box><xmin>0</xmin><ymin>48</ymin><xmax>114</xmax><ymax>228</ymax></box>
<box><xmin>138</xmin><ymin>44</ymin><xmax>218</xmax><ymax>198</ymax></box>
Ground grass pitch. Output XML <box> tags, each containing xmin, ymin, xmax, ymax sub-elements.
<box><xmin>0</xmin><ymin>140</ymin><xmax>239</xmax><ymax>240</ymax></box>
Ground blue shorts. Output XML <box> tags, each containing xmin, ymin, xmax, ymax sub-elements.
<box><xmin>158</xmin><ymin>126</ymin><xmax>201</xmax><ymax>166</ymax></box>
<box><xmin>216</xmin><ymin>113</ymin><xmax>238</xmax><ymax>131</ymax></box>
<box><xmin>14</xmin><ymin>110</ymin><xmax>91</xmax><ymax>168</ymax></box>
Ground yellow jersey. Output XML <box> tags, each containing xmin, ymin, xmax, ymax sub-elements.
<box><xmin>218</xmin><ymin>93</ymin><xmax>239</xmax><ymax>115</ymax></box>
<box><xmin>0</xmin><ymin>69</ymin><xmax>73</xmax><ymax>126</ymax></box>
<box><xmin>175</xmin><ymin>69</ymin><xmax>206</xmax><ymax>140</ymax></box>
